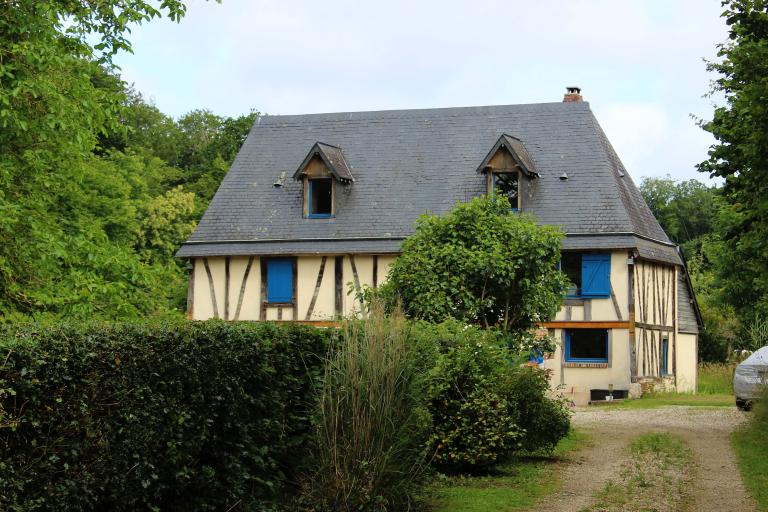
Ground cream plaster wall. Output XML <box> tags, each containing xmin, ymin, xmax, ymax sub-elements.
<box><xmin>676</xmin><ymin>333</ymin><xmax>698</xmax><ymax>393</ymax></box>
<box><xmin>544</xmin><ymin>328</ymin><xmax>632</xmax><ymax>393</ymax></box>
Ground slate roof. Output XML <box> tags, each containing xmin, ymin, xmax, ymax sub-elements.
<box><xmin>677</xmin><ymin>251</ymin><xmax>703</xmax><ymax>334</ymax></box>
<box><xmin>177</xmin><ymin>100</ymin><xmax>680</xmax><ymax>265</ymax></box>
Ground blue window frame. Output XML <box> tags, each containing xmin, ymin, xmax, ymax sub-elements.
<box><xmin>661</xmin><ymin>337</ymin><xmax>669</xmax><ymax>375</ymax></box>
<box><xmin>560</xmin><ymin>252</ymin><xmax>611</xmax><ymax>298</ymax></box>
<box><xmin>266</xmin><ymin>259</ymin><xmax>294</xmax><ymax>303</ymax></box>
<box><xmin>565</xmin><ymin>329</ymin><xmax>609</xmax><ymax>363</ymax></box>
<box><xmin>308</xmin><ymin>178</ymin><xmax>333</xmax><ymax>218</ymax></box>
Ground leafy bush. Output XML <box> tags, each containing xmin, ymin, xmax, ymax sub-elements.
<box><xmin>306</xmin><ymin>304</ymin><xmax>431</xmax><ymax>511</ymax></box>
<box><xmin>420</xmin><ymin>321</ymin><xmax>569</xmax><ymax>472</ymax></box>
<box><xmin>384</xmin><ymin>196</ymin><xmax>566</xmax><ymax>332</ymax></box>
<box><xmin>504</xmin><ymin>367</ymin><xmax>570</xmax><ymax>453</ymax></box>
<box><xmin>0</xmin><ymin>321</ymin><xmax>333</xmax><ymax>511</ymax></box>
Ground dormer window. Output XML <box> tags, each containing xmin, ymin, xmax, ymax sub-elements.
<box><xmin>493</xmin><ymin>171</ymin><xmax>520</xmax><ymax>210</ymax></box>
<box><xmin>293</xmin><ymin>142</ymin><xmax>354</xmax><ymax>219</ymax></box>
<box><xmin>309</xmin><ymin>177</ymin><xmax>333</xmax><ymax>217</ymax></box>
<box><xmin>477</xmin><ymin>134</ymin><xmax>538</xmax><ymax>211</ymax></box>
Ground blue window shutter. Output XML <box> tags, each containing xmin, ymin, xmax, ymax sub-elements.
<box><xmin>267</xmin><ymin>259</ymin><xmax>294</xmax><ymax>303</ymax></box>
<box><xmin>581</xmin><ymin>253</ymin><xmax>611</xmax><ymax>298</ymax></box>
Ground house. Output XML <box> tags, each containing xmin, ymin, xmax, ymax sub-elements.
<box><xmin>177</xmin><ymin>87</ymin><xmax>703</xmax><ymax>400</ymax></box>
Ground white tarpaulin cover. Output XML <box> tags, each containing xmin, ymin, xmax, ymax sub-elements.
<box><xmin>734</xmin><ymin>346</ymin><xmax>768</xmax><ymax>400</ymax></box>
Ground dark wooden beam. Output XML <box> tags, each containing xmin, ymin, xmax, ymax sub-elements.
<box><xmin>334</xmin><ymin>256</ymin><xmax>343</xmax><ymax>316</ymax></box>
<box><xmin>260</xmin><ymin>257</ymin><xmax>267</xmax><ymax>321</ymax></box>
<box><xmin>187</xmin><ymin>259</ymin><xmax>195</xmax><ymax>320</ymax></box>
<box><xmin>635</xmin><ymin>322</ymin><xmax>674</xmax><ymax>332</ymax></box>
<box><xmin>372</xmin><ymin>255</ymin><xmax>378</xmax><ymax>289</ymax></box>
<box><xmin>233</xmin><ymin>256</ymin><xmax>254</xmax><ymax>321</ymax></box>
<box><xmin>541</xmin><ymin>321</ymin><xmax>630</xmax><ymax>329</ymax></box>
<box><xmin>629</xmin><ymin>256</ymin><xmax>637</xmax><ymax>381</ymax></box>
<box><xmin>224</xmin><ymin>256</ymin><xmax>231</xmax><ymax>320</ymax></box>
<box><xmin>305</xmin><ymin>256</ymin><xmax>327</xmax><ymax>320</ymax></box>
<box><xmin>292</xmin><ymin>257</ymin><xmax>298</xmax><ymax>320</ymax></box>
<box><xmin>203</xmin><ymin>257</ymin><xmax>219</xmax><ymax>319</ymax></box>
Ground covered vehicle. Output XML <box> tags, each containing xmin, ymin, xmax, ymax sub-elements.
<box><xmin>734</xmin><ymin>346</ymin><xmax>768</xmax><ymax>411</ymax></box>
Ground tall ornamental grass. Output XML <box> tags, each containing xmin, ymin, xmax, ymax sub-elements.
<box><xmin>698</xmin><ymin>362</ymin><xmax>735</xmax><ymax>394</ymax></box>
<box><xmin>307</xmin><ymin>303</ymin><xmax>431</xmax><ymax>511</ymax></box>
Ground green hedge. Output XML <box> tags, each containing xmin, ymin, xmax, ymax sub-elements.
<box><xmin>0</xmin><ymin>321</ymin><xmax>334</xmax><ymax>511</ymax></box>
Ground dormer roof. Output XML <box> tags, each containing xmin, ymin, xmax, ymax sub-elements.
<box><xmin>293</xmin><ymin>142</ymin><xmax>354</xmax><ymax>183</ymax></box>
<box><xmin>477</xmin><ymin>134</ymin><xmax>539</xmax><ymax>177</ymax></box>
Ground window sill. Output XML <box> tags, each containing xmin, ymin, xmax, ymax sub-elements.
<box><xmin>564</xmin><ymin>362</ymin><xmax>609</xmax><ymax>368</ymax></box>
<box><xmin>265</xmin><ymin>301</ymin><xmax>294</xmax><ymax>306</ymax></box>
<box><xmin>306</xmin><ymin>214</ymin><xmax>334</xmax><ymax>219</ymax></box>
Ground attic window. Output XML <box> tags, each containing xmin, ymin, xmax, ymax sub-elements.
<box><xmin>478</xmin><ymin>134</ymin><xmax>538</xmax><ymax>212</ymax></box>
<box><xmin>493</xmin><ymin>172</ymin><xmax>519</xmax><ymax>210</ymax></box>
<box><xmin>309</xmin><ymin>178</ymin><xmax>333</xmax><ymax>217</ymax></box>
<box><xmin>293</xmin><ymin>142</ymin><xmax>353</xmax><ymax>219</ymax></box>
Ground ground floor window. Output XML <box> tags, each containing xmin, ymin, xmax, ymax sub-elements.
<box><xmin>565</xmin><ymin>329</ymin><xmax>609</xmax><ymax>363</ymax></box>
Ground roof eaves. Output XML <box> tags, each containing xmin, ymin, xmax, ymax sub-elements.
<box><xmin>677</xmin><ymin>246</ymin><xmax>705</xmax><ymax>330</ymax></box>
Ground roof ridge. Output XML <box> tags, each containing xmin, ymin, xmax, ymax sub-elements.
<box><xmin>258</xmin><ymin>101</ymin><xmax>591</xmax><ymax>124</ymax></box>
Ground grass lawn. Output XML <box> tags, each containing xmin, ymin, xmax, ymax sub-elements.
<box><xmin>732</xmin><ymin>397</ymin><xmax>768</xmax><ymax>511</ymax></box>
<box><xmin>591</xmin><ymin>363</ymin><xmax>735</xmax><ymax>410</ymax></box>
<box><xmin>609</xmin><ymin>392</ymin><xmax>734</xmax><ymax>409</ymax></box>
<box><xmin>427</xmin><ymin>429</ymin><xmax>588</xmax><ymax>512</ymax></box>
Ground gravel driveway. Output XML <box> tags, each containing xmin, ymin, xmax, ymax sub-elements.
<box><xmin>544</xmin><ymin>406</ymin><xmax>756</xmax><ymax>512</ymax></box>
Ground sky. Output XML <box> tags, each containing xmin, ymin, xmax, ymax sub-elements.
<box><xmin>115</xmin><ymin>0</ymin><xmax>729</xmax><ymax>183</ymax></box>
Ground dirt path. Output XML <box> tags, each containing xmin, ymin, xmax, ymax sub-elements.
<box><xmin>544</xmin><ymin>406</ymin><xmax>756</xmax><ymax>512</ymax></box>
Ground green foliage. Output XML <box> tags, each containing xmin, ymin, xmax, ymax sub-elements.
<box><xmin>419</xmin><ymin>321</ymin><xmax>570</xmax><ymax>472</ymax></box>
<box><xmin>505</xmin><ymin>367</ymin><xmax>570</xmax><ymax>453</ymax></box>
<box><xmin>0</xmin><ymin>0</ymin><xmax>259</xmax><ymax>322</ymax></box>
<box><xmin>0</xmin><ymin>320</ymin><xmax>333</xmax><ymax>511</ymax></box>
<box><xmin>698</xmin><ymin>0</ymin><xmax>768</xmax><ymax>326</ymax></box>
<box><xmin>638</xmin><ymin>176</ymin><xmax>760</xmax><ymax>360</ymax></box>
<box><xmin>640</xmin><ymin>175</ymin><xmax>721</xmax><ymax>249</ymax></box>
<box><xmin>698</xmin><ymin>362</ymin><xmax>736</xmax><ymax>395</ymax></box>
<box><xmin>306</xmin><ymin>304</ymin><xmax>431</xmax><ymax>511</ymax></box>
<box><xmin>385</xmin><ymin>196</ymin><xmax>567</xmax><ymax>332</ymax></box>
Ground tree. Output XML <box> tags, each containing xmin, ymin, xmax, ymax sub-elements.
<box><xmin>385</xmin><ymin>196</ymin><xmax>567</xmax><ymax>335</ymax></box>
<box><xmin>640</xmin><ymin>176</ymin><xmax>721</xmax><ymax>250</ymax></box>
<box><xmin>0</xmin><ymin>1</ymin><xmax>194</xmax><ymax>320</ymax></box>
<box><xmin>699</xmin><ymin>0</ymin><xmax>768</xmax><ymax>322</ymax></box>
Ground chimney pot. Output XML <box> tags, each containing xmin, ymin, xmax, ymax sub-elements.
<box><xmin>563</xmin><ymin>86</ymin><xmax>583</xmax><ymax>102</ymax></box>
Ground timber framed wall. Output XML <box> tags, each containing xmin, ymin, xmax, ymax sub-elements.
<box><xmin>189</xmin><ymin>254</ymin><xmax>396</xmax><ymax>321</ymax></box>
<box><xmin>188</xmin><ymin>249</ymin><xmax>696</xmax><ymax>393</ymax></box>
<box><xmin>632</xmin><ymin>259</ymin><xmax>676</xmax><ymax>380</ymax></box>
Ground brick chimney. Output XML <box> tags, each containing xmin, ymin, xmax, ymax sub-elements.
<box><xmin>563</xmin><ymin>86</ymin><xmax>583</xmax><ymax>102</ymax></box>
